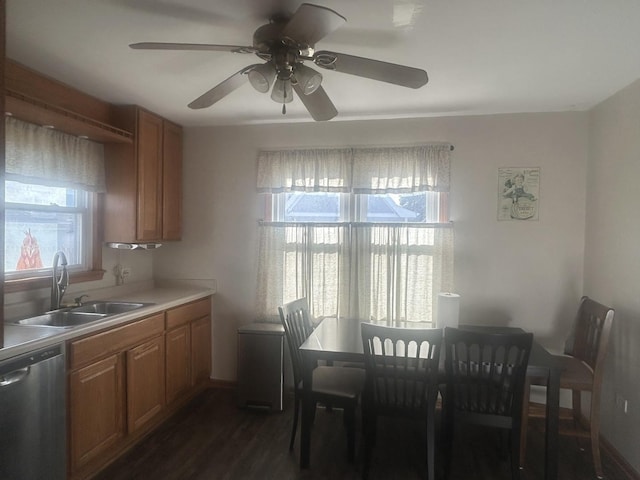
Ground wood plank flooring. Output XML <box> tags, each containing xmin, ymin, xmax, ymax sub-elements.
<box><xmin>96</xmin><ymin>388</ymin><xmax>631</xmax><ymax>480</ymax></box>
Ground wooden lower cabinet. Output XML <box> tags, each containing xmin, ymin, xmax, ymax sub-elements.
<box><xmin>67</xmin><ymin>298</ymin><xmax>211</xmax><ymax>479</ymax></box>
<box><xmin>126</xmin><ymin>335</ymin><xmax>165</xmax><ymax>433</ymax></box>
<box><xmin>69</xmin><ymin>354</ymin><xmax>125</xmax><ymax>472</ymax></box>
<box><xmin>191</xmin><ymin>315</ymin><xmax>212</xmax><ymax>386</ymax></box>
<box><xmin>166</xmin><ymin>325</ymin><xmax>191</xmax><ymax>404</ymax></box>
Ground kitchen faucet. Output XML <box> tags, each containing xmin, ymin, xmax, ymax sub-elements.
<box><xmin>50</xmin><ymin>251</ymin><xmax>69</xmax><ymax>311</ymax></box>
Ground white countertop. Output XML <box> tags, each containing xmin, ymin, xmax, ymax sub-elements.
<box><xmin>1</xmin><ymin>286</ymin><xmax>214</xmax><ymax>361</ymax></box>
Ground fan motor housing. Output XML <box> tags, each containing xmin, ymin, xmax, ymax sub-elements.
<box><xmin>252</xmin><ymin>23</ymin><xmax>287</xmax><ymax>53</ymax></box>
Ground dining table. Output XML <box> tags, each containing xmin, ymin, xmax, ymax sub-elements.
<box><xmin>298</xmin><ymin>317</ymin><xmax>563</xmax><ymax>480</ymax></box>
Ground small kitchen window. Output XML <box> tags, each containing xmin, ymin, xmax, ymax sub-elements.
<box><xmin>4</xmin><ymin>181</ymin><xmax>93</xmax><ymax>277</ymax></box>
<box><xmin>4</xmin><ymin>117</ymin><xmax>106</xmax><ymax>291</ymax></box>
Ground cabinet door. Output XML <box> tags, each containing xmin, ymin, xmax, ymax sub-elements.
<box><xmin>69</xmin><ymin>354</ymin><xmax>125</xmax><ymax>471</ymax></box>
<box><xmin>191</xmin><ymin>315</ymin><xmax>212</xmax><ymax>386</ymax></box>
<box><xmin>162</xmin><ymin>120</ymin><xmax>182</xmax><ymax>240</ymax></box>
<box><xmin>136</xmin><ymin>109</ymin><xmax>163</xmax><ymax>241</ymax></box>
<box><xmin>166</xmin><ymin>325</ymin><xmax>191</xmax><ymax>404</ymax></box>
<box><xmin>126</xmin><ymin>336</ymin><xmax>165</xmax><ymax>433</ymax></box>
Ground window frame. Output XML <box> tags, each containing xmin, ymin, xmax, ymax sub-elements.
<box><xmin>266</xmin><ymin>191</ymin><xmax>449</xmax><ymax>225</ymax></box>
<box><xmin>4</xmin><ymin>192</ymin><xmax>105</xmax><ymax>293</ymax></box>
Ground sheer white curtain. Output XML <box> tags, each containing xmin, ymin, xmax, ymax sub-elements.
<box><xmin>5</xmin><ymin>116</ymin><xmax>106</xmax><ymax>191</ymax></box>
<box><xmin>256</xmin><ymin>145</ymin><xmax>454</xmax><ymax>324</ymax></box>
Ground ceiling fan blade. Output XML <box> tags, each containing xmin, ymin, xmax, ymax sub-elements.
<box><xmin>130</xmin><ymin>42</ymin><xmax>256</xmax><ymax>54</ymax></box>
<box><xmin>282</xmin><ymin>4</ymin><xmax>346</xmax><ymax>47</ymax></box>
<box><xmin>314</xmin><ymin>50</ymin><xmax>428</xmax><ymax>89</ymax></box>
<box><xmin>188</xmin><ymin>65</ymin><xmax>260</xmax><ymax>109</ymax></box>
<box><xmin>292</xmin><ymin>83</ymin><xmax>338</xmax><ymax>121</ymax></box>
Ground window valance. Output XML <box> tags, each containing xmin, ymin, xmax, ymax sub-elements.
<box><xmin>5</xmin><ymin>116</ymin><xmax>106</xmax><ymax>192</ymax></box>
<box><xmin>257</xmin><ymin>144</ymin><xmax>451</xmax><ymax>194</ymax></box>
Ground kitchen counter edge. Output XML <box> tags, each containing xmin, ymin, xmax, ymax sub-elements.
<box><xmin>1</xmin><ymin>287</ymin><xmax>214</xmax><ymax>361</ymax></box>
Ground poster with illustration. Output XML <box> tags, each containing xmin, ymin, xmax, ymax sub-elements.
<box><xmin>498</xmin><ymin>167</ymin><xmax>540</xmax><ymax>221</ymax></box>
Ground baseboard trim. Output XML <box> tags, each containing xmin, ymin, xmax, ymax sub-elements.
<box><xmin>601</xmin><ymin>436</ymin><xmax>640</xmax><ymax>480</ymax></box>
<box><xmin>208</xmin><ymin>378</ymin><xmax>236</xmax><ymax>390</ymax></box>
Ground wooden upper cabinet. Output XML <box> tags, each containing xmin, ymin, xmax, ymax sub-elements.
<box><xmin>162</xmin><ymin>120</ymin><xmax>183</xmax><ymax>240</ymax></box>
<box><xmin>104</xmin><ymin>107</ymin><xmax>182</xmax><ymax>243</ymax></box>
<box><xmin>136</xmin><ymin>110</ymin><xmax>164</xmax><ymax>241</ymax></box>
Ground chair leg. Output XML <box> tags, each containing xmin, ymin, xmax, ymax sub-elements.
<box><xmin>426</xmin><ymin>406</ymin><xmax>436</xmax><ymax>480</ymax></box>
<box><xmin>572</xmin><ymin>389</ymin><xmax>582</xmax><ymax>425</ymax></box>
<box><xmin>443</xmin><ymin>409</ymin><xmax>454</xmax><ymax>479</ymax></box>
<box><xmin>590</xmin><ymin>392</ymin><xmax>604</xmax><ymax>479</ymax></box>
<box><xmin>519</xmin><ymin>378</ymin><xmax>531</xmax><ymax>468</ymax></box>
<box><xmin>289</xmin><ymin>391</ymin><xmax>300</xmax><ymax>451</ymax></box>
<box><xmin>511</xmin><ymin>425</ymin><xmax>522</xmax><ymax>480</ymax></box>
<box><xmin>344</xmin><ymin>405</ymin><xmax>356</xmax><ymax>462</ymax></box>
<box><xmin>362</xmin><ymin>412</ymin><xmax>376</xmax><ymax>480</ymax></box>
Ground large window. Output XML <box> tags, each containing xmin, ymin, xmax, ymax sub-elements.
<box><xmin>4</xmin><ymin>181</ymin><xmax>92</xmax><ymax>277</ymax></box>
<box><xmin>256</xmin><ymin>145</ymin><xmax>454</xmax><ymax>325</ymax></box>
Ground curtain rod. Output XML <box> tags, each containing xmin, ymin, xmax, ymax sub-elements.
<box><xmin>258</xmin><ymin>221</ymin><xmax>453</xmax><ymax>228</ymax></box>
<box><xmin>258</xmin><ymin>143</ymin><xmax>455</xmax><ymax>153</ymax></box>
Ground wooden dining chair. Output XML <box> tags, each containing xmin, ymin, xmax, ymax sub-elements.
<box><xmin>278</xmin><ymin>298</ymin><xmax>365</xmax><ymax>460</ymax></box>
<box><xmin>443</xmin><ymin>327</ymin><xmax>533</xmax><ymax>480</ymax></box>
<box><xmin>519</xmin><ymin>296</ymin><xmax>614</xmax><ymax>479</ymax></box>
<box><xmin>360</xmin><ymin>323</ymin><xmax>443</xmax><ymax>480</ymax></box>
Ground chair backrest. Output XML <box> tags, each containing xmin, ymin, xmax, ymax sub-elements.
<box><xmin>361</xmin><ymin>323</ymin><xmax>443</xmax><ymax>417</ymax></box>
<box><xmin>567</xmin><ymin>296</ymin><xmax>614</xmax><ymax>377</ymax></box>
<box><xmin>278</xmin><ymin>298</ymin><xmax>314</xmax><ymax>386</ymax></box>
<box><xmin>444</xmin><ymin>327</ymin><xmax>533</xmax><ymax>427</ymax></box>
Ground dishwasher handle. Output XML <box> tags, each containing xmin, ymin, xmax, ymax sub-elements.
<box><xmin>0</xmin><ymin>366</ymin><xmax>31</xmax><ymax>387</ymax></box>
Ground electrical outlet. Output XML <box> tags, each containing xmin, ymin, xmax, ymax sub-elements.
<box><xmin>615</xmin><ymin>394</ymin><xmax>629</xmax><ymax>414</ymax></box>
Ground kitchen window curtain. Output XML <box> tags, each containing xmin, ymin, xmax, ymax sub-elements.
<box><xmin>256</xmin><ymin>144</ymin><xmax>454</xmax><ymax>325</ymax></box>
<box><xmin>5</xmin><ymin>116</ymin><xmax>106</xmax><ymax>192</ymax></box>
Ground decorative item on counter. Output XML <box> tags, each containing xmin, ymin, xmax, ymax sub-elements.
<box><xmin>437</xmin><ymin>292</ymin><xmax>460</xmax><ymax>329</ymax></box>
<box><xmin>113</xmin><ymin>263</ymin><xmax>131</xmax><ymax>286</ymax></box>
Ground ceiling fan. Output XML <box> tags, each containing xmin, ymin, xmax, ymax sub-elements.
<box><xmin>130</xmin><ymin>3</ymin><xmax>428</xmax><ymax>121</ymax></box>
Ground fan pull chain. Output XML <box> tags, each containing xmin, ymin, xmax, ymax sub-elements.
<box><xmin>282</xmin><ymin>88</ymin><xmax>287</xmax><ymax>115</ymax></box>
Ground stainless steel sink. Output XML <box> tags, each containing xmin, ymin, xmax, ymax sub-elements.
<box><xmin>71</xmin><ymin>301</ymin><xmax>150</xmax><ymax>315</ymax></box>
<box><xmin>14</xmin><ymin>311</ymin><xmax>108</xmax><ymax>328</ymax></box>
<box><xmin>12</xmin><ymin>301</ymin><xmax>154</xmax><ymax>328</ymax></box>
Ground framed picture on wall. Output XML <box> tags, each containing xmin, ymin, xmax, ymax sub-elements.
<box><xmin>497</xmin><ymin>167</ymin><xmax>540</xmax><ymax>221</ymax></box>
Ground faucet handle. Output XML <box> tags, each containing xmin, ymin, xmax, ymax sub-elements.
<box><xmin>74</xmin><ymin>294</ymin><xmax>90</xmax><ymax>306</ymax></box>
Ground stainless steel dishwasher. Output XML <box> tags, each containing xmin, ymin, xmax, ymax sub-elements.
<box><xmin>0</xmin><ymin>343</ymin><xmax>66</xmax><ymax>480</ymax></box>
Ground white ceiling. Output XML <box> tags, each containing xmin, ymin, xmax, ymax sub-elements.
<box><xmin>7</xmin><ymin>0</ymin><xmax>640</xmax><ymax>127</ymax></box>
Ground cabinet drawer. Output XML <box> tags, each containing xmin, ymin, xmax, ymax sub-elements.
<box><xmin>69</xmin><ymin>313</ymin><xmax>165</xmax><ymax>369</ymax></box>
<box><xmin>165</xmin><ymin>297</ymin><xmax>210</xmax><ymax>330</ymax></box>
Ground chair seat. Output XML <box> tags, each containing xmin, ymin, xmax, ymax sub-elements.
<box><xmin>530</xmin><ymin>355</ymin><xmax>594</xmax><ymax>391</ymax></box>
<box><xmin>312</xmin><ymin>366</ymin><xmax>365</xmax><ymax>399</ymax></box>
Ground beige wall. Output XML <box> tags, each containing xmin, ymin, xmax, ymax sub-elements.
<box><xmin>586</xmin><ymin>78</ymin><xmax>640</xmax><ymax>472</ymax></box>
<box><xmin>154</xmin><ymin>111</ymin><xmax>589</xmax><ymax>386</ymax></box>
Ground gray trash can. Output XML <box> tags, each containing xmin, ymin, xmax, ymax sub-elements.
<box><xmin>237</xmin><ymin>322</ymin><xmax>285</xmax><ymax>411</ymax></box>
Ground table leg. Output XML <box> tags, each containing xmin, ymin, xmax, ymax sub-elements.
<box><xmin>300</xmin><ymin>357</ymin><xmax>313</xmax><ymax>468</ymax></box>
<box><xmin>544</xmin><ymin>367</ymin><xmax>561</xmax><ymax>480</ymax></box>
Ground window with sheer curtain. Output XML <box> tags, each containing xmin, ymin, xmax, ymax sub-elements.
<box><xmin>256</xmin><ymin>144</ymin><xmax>454</xmax><ymax>325</ymax></box>
<box><xmin>4</xmin><ymin>117</ymin><xmax>105</xmax><ymax>279</ymax></box>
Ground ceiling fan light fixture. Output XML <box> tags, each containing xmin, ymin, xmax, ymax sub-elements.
<box><xmin>248</xmin><ymin>63</ymin><xmax>276</xmax><ymax>93</ymax></box>
<box><xmin>294</xmin><ymin>64</ymin><xmax>323</xmax><ymax>95</ymax></box>
<box><xmin>271</xmin><ymin>78</ymin><xmax>294</xmax><ymax>104</ymax></box>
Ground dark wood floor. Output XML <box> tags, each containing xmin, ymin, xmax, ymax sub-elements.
<box><xmin>96</xmin><ymin>388</ymin><xmax>631</xmax><ymax>480</ymax></box>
